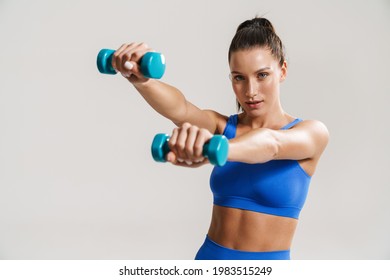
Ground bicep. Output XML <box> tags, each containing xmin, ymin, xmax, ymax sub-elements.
<box><xmin>273</xmin><ymin>120</ymin><xmax>329</xmax><ymax>161</ymax></box>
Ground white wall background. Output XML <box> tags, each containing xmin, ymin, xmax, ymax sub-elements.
<box><xmin>0</xmin><ymin>0</ymin><xmax>389</xmax><ymax>259</ymax></box>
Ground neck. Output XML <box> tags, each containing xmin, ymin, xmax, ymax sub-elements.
<box><xmin>240</xmin><ymin>107</ymin><xmax>291</xmax><ymax>130</ymax></box>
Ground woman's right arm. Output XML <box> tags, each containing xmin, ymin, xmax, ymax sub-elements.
<box><xmin>112</xmin><ymin>43</ymin><xmax>224</xmax><ymax>133</ymax></box>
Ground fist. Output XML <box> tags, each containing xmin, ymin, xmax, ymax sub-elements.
<box><xmin>167</xmin><ymin>123</ymin><xmax>213</xmax><ymax>167</ymax></box>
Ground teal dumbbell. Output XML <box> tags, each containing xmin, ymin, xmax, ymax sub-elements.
<box><xmin>151</xmin><ymin>133</ymin><xmax>229</xmax><ymax>167</ymax></box>
<box><xmin>96</xmin><ymin>49</ymin><xmax>166</xmax><ymax>79</ymax></box>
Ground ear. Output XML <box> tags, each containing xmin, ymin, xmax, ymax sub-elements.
<box><xmin>280</xmin><ymin>60</ymin><xmax>287</xmax><ymax>82</ymax></box>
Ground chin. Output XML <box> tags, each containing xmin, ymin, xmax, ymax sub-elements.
<box><xmin>244</xmin><ymin>109</ymin><xmax>264</xmax><ymax>118</ymax></box>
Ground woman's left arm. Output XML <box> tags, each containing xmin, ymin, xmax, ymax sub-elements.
<box><xmin>228</xmin><ymin>120</ymin><xmax>329</xmax><ymax>164</ymax></box>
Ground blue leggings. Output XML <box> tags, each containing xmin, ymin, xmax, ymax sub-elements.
<box><xmin>195</xmin><ymin>235</ymin><xmax>290</xmax><ymax>260</ymax></box>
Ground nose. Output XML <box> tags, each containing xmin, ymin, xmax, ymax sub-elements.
<box><xmin>245</xmin><ymin>79</ymin><xmax>258</xmax><ymax>98</ymax></box>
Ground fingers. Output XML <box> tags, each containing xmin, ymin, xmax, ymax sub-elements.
<box><xmin>111</xmin><ymin>42</ymin><xmax>152</xmax><ymax>80</ymax></box>
<box><xmin>167</xmin><ymin>123</ymin><xmax>212</xmax><ymax>166</ymax></box>
<box><xmin>166</xmin><ymin>150</ymin><xmax>210</xmax><ymax>168</ymax></box>
<box><xmin>169</xmin><ymin>127</ymin><xmax>181</xmax><ymax>161</ymax></box>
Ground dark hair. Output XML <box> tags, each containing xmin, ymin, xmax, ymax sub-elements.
<box><xmin>228</xmin><ymin>17</ymin><xmax>285</xmax><ymax>67</ymax></box>
<box><xmin>228</xmin><ymin>17</ymin><xmax>286</xmax><ymax>112</ymax></box>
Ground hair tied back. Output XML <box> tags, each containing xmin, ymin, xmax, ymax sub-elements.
<box><xmin>236</xmin><ymin>17</ymin><xmax>276</xmax><ymax>33</ymax></box>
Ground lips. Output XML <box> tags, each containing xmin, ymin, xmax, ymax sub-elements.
<box><xmin>245</xmin><ymin>100</ymin><xmax>263</xmax><ymax>109</ymax></box>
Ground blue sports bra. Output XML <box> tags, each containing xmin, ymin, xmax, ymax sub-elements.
<box><xmin>210</xmin><ymin>114</ymin><xmax>311</xmax><ymax>219</ymax></box>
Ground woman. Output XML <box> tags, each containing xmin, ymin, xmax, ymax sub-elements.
<box><xmin>112</xmin><ymin>17</ymin><xmax>329</xmax><ymax>260</ymax></box>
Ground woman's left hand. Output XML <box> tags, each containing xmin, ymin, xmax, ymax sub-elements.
<box><xmin>166</xmin><ymin>123</ymin><xmax>213</xmax><ymax>167</ymax></box>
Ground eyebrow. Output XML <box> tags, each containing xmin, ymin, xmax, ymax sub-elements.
<box><xmin>231</xmin><ymin>67</ymin><xmax>271</xmax><ymax>74</ymax></box>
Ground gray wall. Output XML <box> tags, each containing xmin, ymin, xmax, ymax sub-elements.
<box><xmin>0</xmin><ymin>0</ymin><xmax>389</xmax><ymax>259</ymax></box>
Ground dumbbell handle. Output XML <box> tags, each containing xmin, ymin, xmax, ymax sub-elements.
<box><xmin>151</xmin><ymin>133</ymin><xmax>229</xmax><ymax>167</ymax></box>
<box><xmin>96</xmin><ymin>49</ymin><xmax>166</xmax><ymax>79</ymax></box>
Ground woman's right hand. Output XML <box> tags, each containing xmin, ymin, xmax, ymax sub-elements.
<box><xmin>111</xmin><ymin>42</ymin><xmax>154</xmax><ymax>84</ymax></box>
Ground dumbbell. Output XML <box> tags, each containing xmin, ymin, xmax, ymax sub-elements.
<box><xmin>151</xmin><ymin>133</ymin><xmax>229</xmax><ymax>167</ymax></box>
<box><xmin>96</xmin><ymin>49</ymin><xmax>166</xmax><ymax>79</ymax></box>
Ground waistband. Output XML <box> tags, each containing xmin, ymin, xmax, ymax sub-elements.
<box><xmin>195</xmin><ymin>235</ymin><xmax>290</xmax><ymax>260</ymax></box>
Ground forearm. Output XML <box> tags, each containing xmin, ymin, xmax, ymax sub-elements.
<box><xmin>228</xmin><ymin>128</ymin><xmax>279</xmax><ymax>164</ymax></box>
<box><xmin>132</xmin><ymin>79</ymin><xmax>188</xmax><ymax>123</ymax></box>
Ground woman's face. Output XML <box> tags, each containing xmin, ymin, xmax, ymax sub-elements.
<box><xmin>229</xmin><ymin>47</ymin><xmax>287</xmax><ymax>117</ymax></box>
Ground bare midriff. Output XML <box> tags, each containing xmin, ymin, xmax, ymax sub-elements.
<box><xmin>207</xmin><ymin>205</ymin><xmax>298</xmax><ymax>252</ymax></box>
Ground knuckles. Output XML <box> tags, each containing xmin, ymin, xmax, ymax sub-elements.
<box><xmin>181</xmin><ymin>122</ymin><xmax>192</xmax><ymax>130</ymax></box>
<box><xmin>188</xmin><ymin>125</ymin><xmax>199</xmax><ymax>134</ymax></box>
<box><xmin>122</xmin><ymin>53</ymin><xmax>132</xmax><ymax>61</ymax></box>
<box><xmin>138</xmin><ymin>42</ymin><xmax>148</xmax><ymax>49</ymax></box>
<box><xmin>193</xmin><ymin>144</ymin><xmax>204</xmax><ymax>157</ymax></box>
<box><xmin>184</xmin><ymin>145</ymin><xmax>194</xmax><ymax>155</ymax></box>
<box><xmin>169</xmin><ymin>123</ymin><xmax>209</xmax><ymax>162</ymax></box>
<box><xmin>113</xmin><ymin>42</ymin><xmax>149</xmax><ymax>63</ymax></box>
<box><xmin>176</xmin><ymin>142</ymin><xmax>186</xmax><ymax>151</ymax></box>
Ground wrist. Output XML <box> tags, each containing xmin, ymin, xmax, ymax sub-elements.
<box><xmin>133</xmin><ymin>78</ymin><xmax>156</xmax><ymax>90</ymax></box>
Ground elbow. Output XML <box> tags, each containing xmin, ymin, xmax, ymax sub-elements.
<box><xmin>261</xmin><ymin>129</ymin><xmax>280</xmax><ymax>162</ymax></box>
<box><xmin>228</xmin><ymin>128</ymin><xmax>280</xmax><ymax>164</ymax></box>
<box><xmin>232</xmin><ymin>129</ymin><xmax>279</xmax><ymax>164</ymax></box>
<box><xmin>269</xmin><ymin>141</ymin><xmax>279</xmax><ymax>161</ymax></box>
